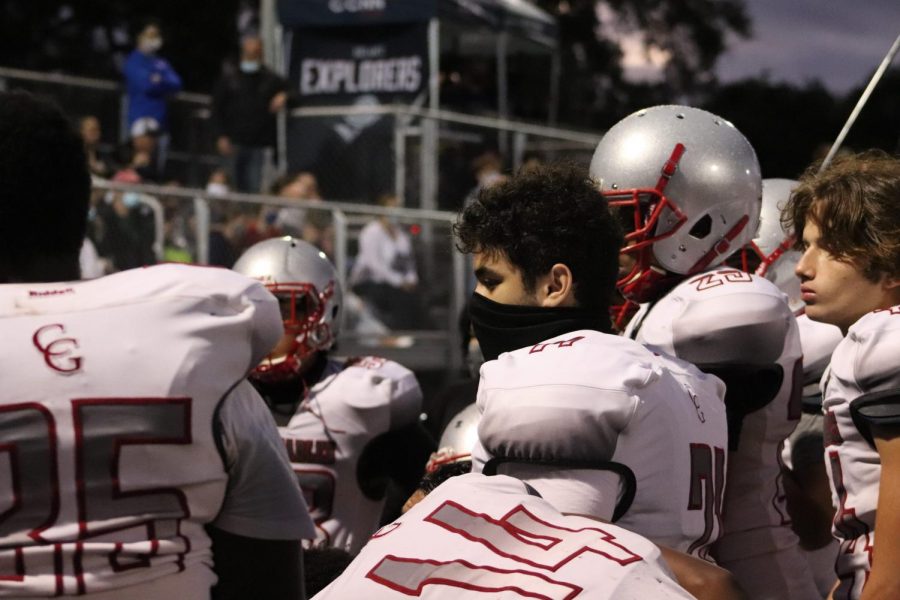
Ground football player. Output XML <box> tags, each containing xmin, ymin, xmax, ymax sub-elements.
<box><xmin>781</xmin><ymin>151</ymin><xmax>900</xmax><ymax>600</ymax></box>
<box><xmin>455</xmin><ymin>164</ymin><xmax>729</xmax><ymax>558</ymax></box>
<box><xmin>0</xmin><ymin>91</ymin><xmax>311</xmax><ymax>598</ymax></box>
<box><xmin>752</xmin><ymin>178</ymin><xmax>843</xmax><ymax>596</ymax></box>
<box><xmin>398</xmin><ymin>406</ymin><xmax>746</xmax><ymax>599</ymax></box>
<box><xmin>233</xmin><ymin>237</ymin><xmax>434</xmax><ymax>555</ymax></box>
<box><xmin>590</xmin><ymin>105</ymin><xmax>818</xmax><ymax>598</ymax></box>
<box><xmin>312</xmin><ymin>468</ymin><xmax>724</xmax><ymax>599</ymax></box>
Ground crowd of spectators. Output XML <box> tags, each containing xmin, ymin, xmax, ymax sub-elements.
<box><xmin>63</xmin><ymin>19</ymin><xmax>526</xmax><ymax>336</ymax></box>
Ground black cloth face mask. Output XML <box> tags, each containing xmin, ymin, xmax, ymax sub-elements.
<box><xmin>468</xmin><ymin>292</ymin><xmax>610</xmax><ymax>362</ymax></box>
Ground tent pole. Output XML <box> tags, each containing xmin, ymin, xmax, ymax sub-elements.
<box><xmin>497</xmin><ymin>30</ymin><xmax>509</xmax><ymax>157</ymax></box>
<box><xmin>549</xmin><ymin>49</ymin><xmax>561</xmax><ymax>125</ymax></box>
<box><xmin>429</xmin><ymin>18</ymin><xmax>440</xmax><ymax>110</ymax></box>
<box><xmin>420</xmin><ymin>18</ymin><xmax>440</xmax><ymax>211</ymax></box>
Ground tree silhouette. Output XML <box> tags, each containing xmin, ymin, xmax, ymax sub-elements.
<box><xmin>533</xmin><ymin>0</ymin><xmax>752</xmax><ymax>126</ymax></box>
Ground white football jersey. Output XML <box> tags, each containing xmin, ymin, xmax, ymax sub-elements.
<box><xmin>630</xmin><ymin>268</ymin><xmax>818</xmax><ymax>598</ymax></box>
<box><xmin>281</xmin><ymin>356</ymin><xmax>423</xmax><ymax>554</ymax></box>
<box><xmin>0</xmin><ymin>264</ymin><xmax>311</xmax><ymax>597</ymax></box>
<box><xmin>471</xmin><ymin>329</ymin><xmax>728</xmax><ymax>558</ymax></box>
<box><xmin>822</xmin><ymin>306</ymin><xmax>900</xmax><ymax>600</ymax></box>
<box><xmin>312</xmin><ymin>472</ymin><xmax>695</xmax><ymax>600</ymax></box>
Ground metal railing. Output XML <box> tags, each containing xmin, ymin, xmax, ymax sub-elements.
<box><xmin>286</xmin><ymin>103</ymin><xmax>604</xmax><ymax>212</ymax></box>
<box><xmin>91</xmin><ymin>179</ymin><xmax>467</xmax><ymax>373</ymax></box>
<box><xmin>0</xmin><ymin>66</ymin><xmax>216</xmax><ymax>186</ymax></box>
<box><xmin>1</xmin><ymin>65</ymin><xmax>605</xmax><ymax>205</ymax></box>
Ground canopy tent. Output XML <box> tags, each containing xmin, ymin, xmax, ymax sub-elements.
<box><xmin>277</xmin><ymin>1</ymin><xmax>557</xmax><ymax>49</ymax></box>
<box><xmin>265</xmin><ymin>0</ymin><xmax>560</xmax><ymax>208</ymax></box>
<box><xmin>274</xmin><ymin>0</ymin><xmax>559</xmax><ymax>115</ymax></box>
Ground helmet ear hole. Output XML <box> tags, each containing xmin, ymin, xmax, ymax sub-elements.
<box><xmin>688</xmin><ymin>214</ymin><xmax>713</xmax><ymax>239</ymax></box>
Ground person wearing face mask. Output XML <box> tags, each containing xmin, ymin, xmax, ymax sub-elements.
<box><xmin>211</xmin><ymin>35</ymin><xmax>288</xmax><ymax>193</ymax></box>
<box><xmin>456</xmin><ymin>164</ymin><xmax>731</xmax><ymax>562</ymax></box>
<box><xmin>349</xmin><ymin>193</ymin><xmax>424</xmax><ymax>330</ymax></box>
<box><xmin>123</xmin><ymin>21</ymin><xmax>182</xmax><ymax>176</ymax></box>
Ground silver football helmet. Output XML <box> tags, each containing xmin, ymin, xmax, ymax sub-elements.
<box><xmin>750</xmin><ymin>179</ymin><xmax>803</xmax><ymax>313</ymax></box>
<box><xmin>233</xmin><ymin>237</ymin><xmax>342</xmax><ymax>382</ymax></box>
<box><xmin>589</xmin><ymin>105</ymin><xmax>762</xmax><ymax>302</ymax></box>
<box><xmin>425</xmin><ymin>403</ymin><xmax>479</xmax><ymax>473</ymax></box>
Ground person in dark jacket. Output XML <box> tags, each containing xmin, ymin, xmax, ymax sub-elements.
<box><xmin>212</xmin><ymin>35</ymin><xmax>288</xmax><ymax>193</ymax></box>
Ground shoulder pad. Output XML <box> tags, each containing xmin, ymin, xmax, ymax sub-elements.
<box><xmin>849</xmin><ymin>312</ymin><xmax>900</xmax><ymax>391</ymax></box>
<box><xmin>485</xmin><ymin>330</ymin><xmax>661</xmax><ymax>394</ymax></box>
<box><xmin>672</xmin><ymin>293</ymin><xmax>791</xmax><ymax>365</ymax></box>
<box><xmin>850</xmin><ymin>389</ymin><xmax>900</xmax><ymax>448</ymax></box>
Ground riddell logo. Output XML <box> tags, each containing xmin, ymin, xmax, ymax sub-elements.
<box><xmin>32</xmin><ymin>324</ymin><xmax>82</xmax><ymax>374</ymax></box>
<box><xmin>29</xmin><ymin>288</ymin><xmax>75</xmax><ymax>297</ymax></box>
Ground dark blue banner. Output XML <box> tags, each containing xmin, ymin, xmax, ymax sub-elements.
<box><xmin>289</xmin><ymin>23</ymin><xmax>428</xmax><ymax>104</ymax></box>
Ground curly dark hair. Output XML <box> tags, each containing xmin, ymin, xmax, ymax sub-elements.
<box><xmin>420</xmin><ymin>460</ymin><xmax>473</xmax><ymax>494</ymax></box>
<box><xmin>0</xmin><ymin>91</ymin><xmax>90</xmax><ymax>282</ymax></box>
<box><xmin>782</xmin><ymin>150</ymin><xmax>900</xmax><ymax>282</ymax></box>
<box><xmin>454</xmin><ymin>164</ymin><xmax>624</xmax><ymax>309</ymax></box>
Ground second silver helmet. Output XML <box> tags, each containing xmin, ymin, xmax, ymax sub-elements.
<box><xmin>751</xmin><ymin>178</ymin><xmax>803</xmax><ymax>312</ymax></box>
<box><xmin>589</xmin><ymin>105</ymin><xmax>762</xmax><ymax>302</ymax></box>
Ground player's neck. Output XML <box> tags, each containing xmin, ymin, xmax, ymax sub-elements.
<box><xmin>0</xmin><ymin>255</ymin><xmax>81</xmax><ymax>284</ymax></box>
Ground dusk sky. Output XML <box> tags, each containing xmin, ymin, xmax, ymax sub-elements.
<box><xmin>715</xmin><ymin>0</ymin><xmax>900</xmax><ymax>94</ymax></box>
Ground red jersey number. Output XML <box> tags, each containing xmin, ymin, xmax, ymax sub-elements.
<box><xmin>367</xmin><ymin>500</ymin><xmax>642</xmax><ymax>599</ymax></box>
<box><xmin>0</xmin><ymin>398</ymin><xmax>191</xmax><ymax>592</ymax></box>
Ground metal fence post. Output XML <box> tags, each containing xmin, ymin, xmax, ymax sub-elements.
<box><xmin>136</xmin><ymin>195</ymin><xmax>166</xmax><ymax>261</ymax></box>
<box><xmin>332</xmin><ymin>208</ymin><xmax>349</xmax><ymax>333</ymax></box>
<box><xmin>193</xmin><ymin>195</ymin><xmax>211</xmax><ymax>264</ymax></box>
<box><xmin>448</xmin><ymin>230</ymin><xmax>466</xmax><ymax>373</ymax></box>
<box><xmin>393</xmin><ymin>112</ymin><xmax>406</xmax><ymax>203</ymax></box>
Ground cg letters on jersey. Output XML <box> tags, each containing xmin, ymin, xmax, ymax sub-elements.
<box><xmin>32</xmin><ymin>324</ymin><xmax>83</xmax><ymax>374</ymax></box>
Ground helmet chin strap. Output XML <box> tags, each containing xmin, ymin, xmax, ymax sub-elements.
<box><xmin>687</xmin><ymin>215</ymin><xmax>750</xmax><ymax>275</ymax></box>
<box><xmin>755</xmin><ymin>235</ymin><xmax>795</xmax><ymax>277</ymax></box>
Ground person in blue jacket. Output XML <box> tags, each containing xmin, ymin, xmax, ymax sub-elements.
<box><xmin>123</xmin><ymin>21</ymin><xmax>182</xmax><ymax>170</ymax></box>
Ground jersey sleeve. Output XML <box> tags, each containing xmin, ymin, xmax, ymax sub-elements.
<box><xmin>212</xmin><ymin>380</ymin><xmax>315</xmax><ymax>540</ymax></box>
<box><xmin>843</xmin><ymin>311</ymin><xmax>900</xmax><ymax>444</ymax></box>
<box><xmin>342</xmin><ymin>358</ymin><xmax>424</xmax><ymax>431</ymax></box>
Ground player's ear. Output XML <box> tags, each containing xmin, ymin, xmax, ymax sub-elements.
<box><xmin>541</xmin><ymin>263</ymin><xmax>576</xmax><ymax>308</ymax></box>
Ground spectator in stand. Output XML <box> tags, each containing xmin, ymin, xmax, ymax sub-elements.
<box><xmin>123</xmin><ymin>21</ymin><xmax>182</xmax><ymax>174</ymax></box>
<box><xmin>116</xmin><ymin>117</ymin><xmax>163</xmax><ymax>182</ymax></box>
<box><xmin>463</xmin><ymin>149</ymin><xmax>507</xmax><ymax>208</ymax></box>
<box><xmin>79</xmin><ymin>115</ymin><xmax>113</xmax><ymax>178</ymax></box>
<box><xmin>270</xmin><ymin>171</ymin><xmax>317</xmax><ymax>237</ymax></box>
<box><xmin>350</xmin><ymin>193</ymin><xmax>424</xmax><ymax>330</ymax></box>
<box><xmin>94</xmin><ymin>162</ymin><xmax>158</xmax><ymax>272</ymax></box>
<box><xmin>212</xmin><ymin>35</ymin><xmax>288</xmax><ymax>193</ymax></box>
<box><xmin>271</xmin><ymin>171</ymin><xmax>335</xmax><ymax>258</ymax></box>
<box><xmin>206</xmin><ymin>168</ymin><xmax>230</xmax><ymax>197</ymax></box>
<box><xmin>205</xmin><ymin>170</ymin><xmax>247</xmax><ymax>269</ymax></box>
